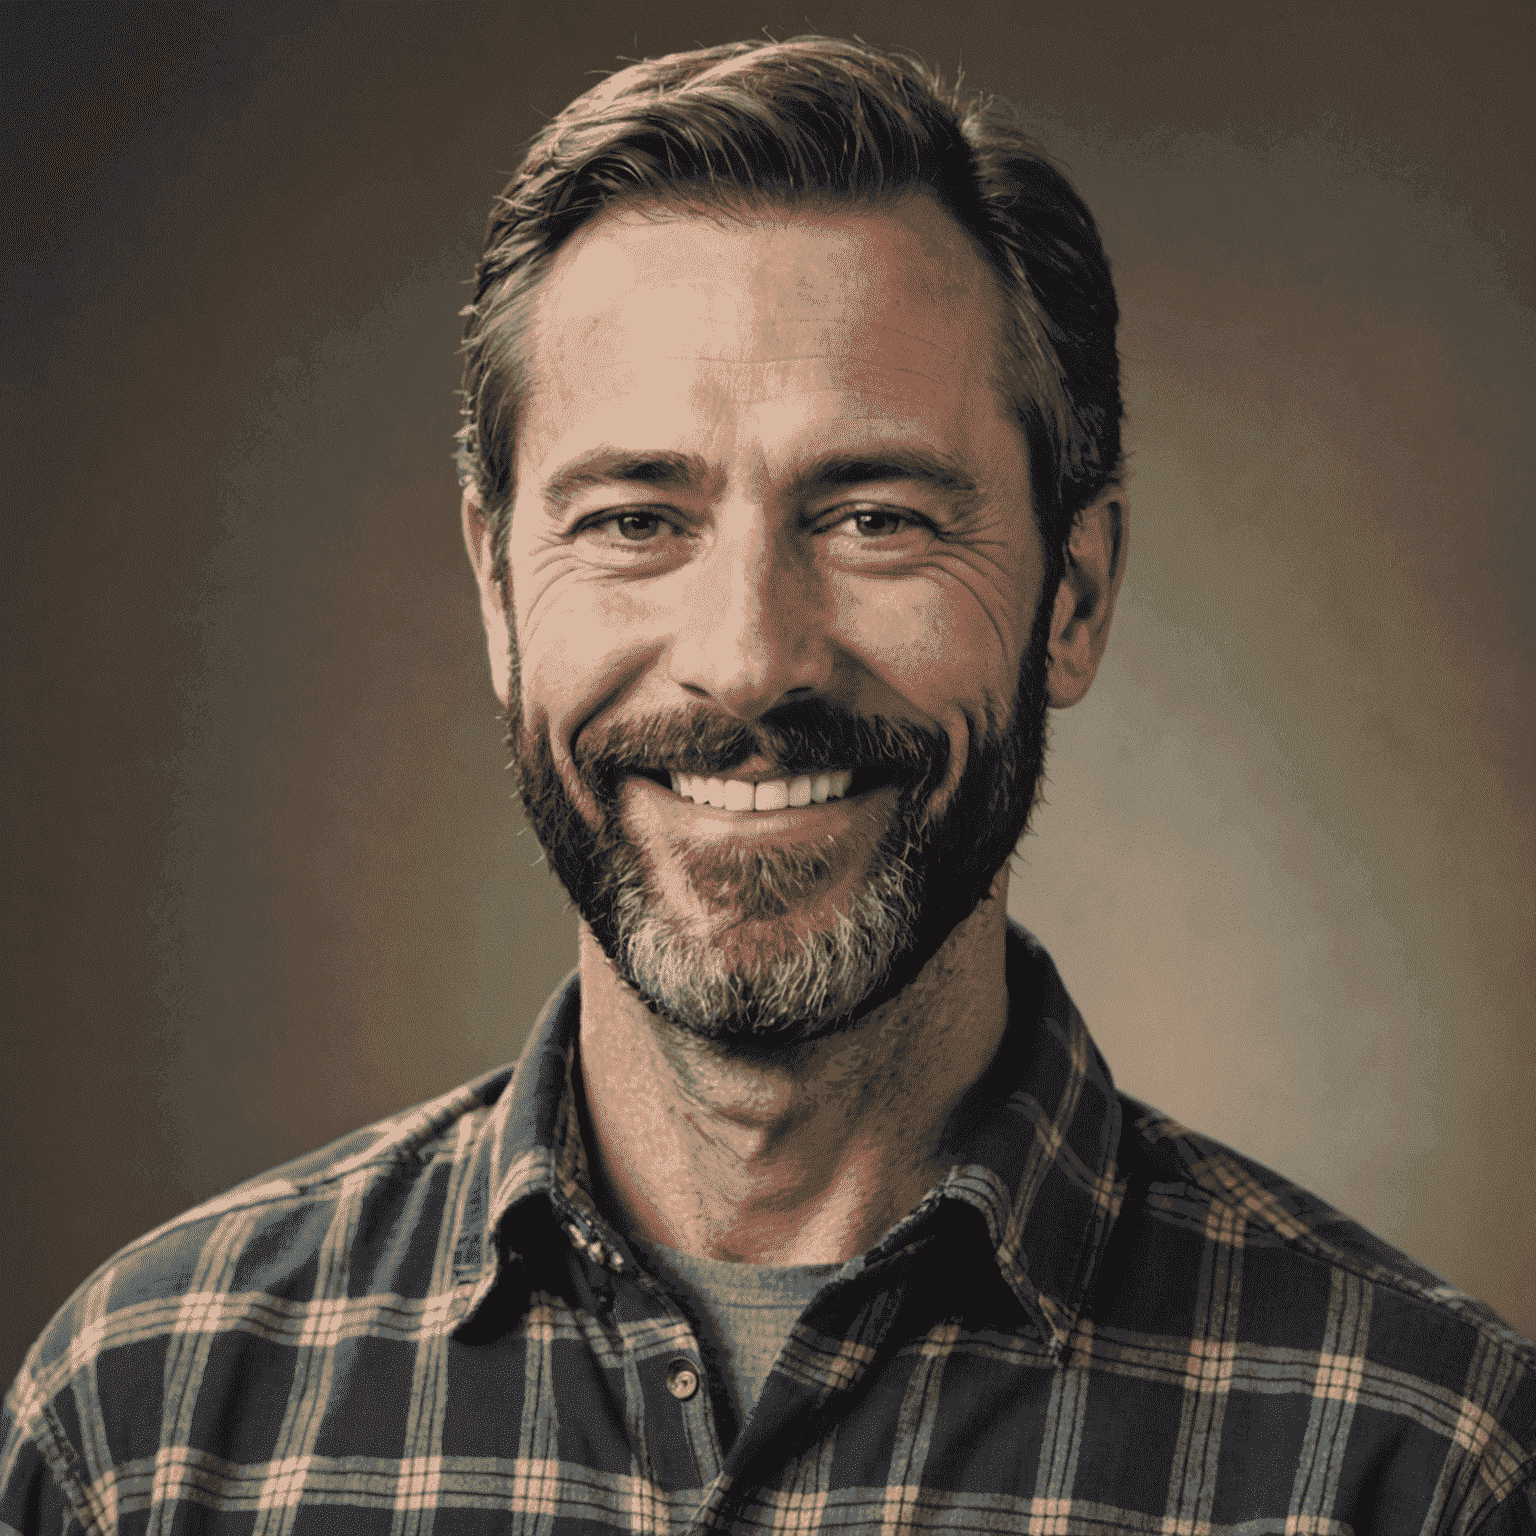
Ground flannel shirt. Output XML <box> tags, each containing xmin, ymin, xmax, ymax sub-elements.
<box><xmin>5</xmin><ymin>926</ymin><xmax>1534</xmax><ymax>1534</ymax></box>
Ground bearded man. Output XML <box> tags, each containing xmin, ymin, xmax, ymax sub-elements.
<box><xmin>5</xmin><ymin>35</ymin><xmax>1533</xmax><ymax>1536</ymax></box>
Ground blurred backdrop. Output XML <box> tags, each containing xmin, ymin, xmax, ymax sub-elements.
<box><xmin>3</xmin><ymin>0</ymin><xmax>1532</xmax><ymax>1381</ymax></box>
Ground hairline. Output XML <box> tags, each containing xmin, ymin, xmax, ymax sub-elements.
<box><xmin>483</xmin><ymin>184</ymin><xmax>1041</xmax><ymax>587</ymax></box>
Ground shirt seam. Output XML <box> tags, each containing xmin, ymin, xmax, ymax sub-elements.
<box><xmin>1174</xmin><ymin>1174</ymin><xmax>1536</xmax><ymax>1372</ymax></box>
<box><xmin>1290</xmin><ymin>1236</ymin><xmax>1533</xmax><ymax>1366</ymax></box>
<box><xmin>1468</xmin><ymin>1453</ymin><xmax>1536</xmax><ymax>1534</ymax></box>
<box><xmin>48</xmin><ymin>1146</ymin><xmax>475</xmax><ymax>1342</ymax></box>
<box><xmin>149</xmin><ymin>1152</ymin><xmax>425</xmax><ymax>1234</ymax></box>
<box><xmin>31</xmin><ymin>1399</ymin><xmax>104</xmax><ymax>1536</ymax></box>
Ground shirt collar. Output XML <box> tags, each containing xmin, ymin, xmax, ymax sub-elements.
<box><xmin>447</xmin><ymin>923</ymin><xmax>1124</xmax><ymax>1358</ymax></box>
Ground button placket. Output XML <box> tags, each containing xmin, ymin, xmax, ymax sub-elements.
<box><xmin>663</xmin><ymin>1351</ymin><xmax>724</xmax><ymax>1488</ymax></box>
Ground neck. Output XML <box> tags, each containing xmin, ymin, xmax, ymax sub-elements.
<box><xmin>577</xmin><ymin>874</ymin><xmax>1012</xmax><ymax>1265</ymax></box>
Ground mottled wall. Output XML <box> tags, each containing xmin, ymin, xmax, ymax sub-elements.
<box><xmin>4</xmin><ymin>0</ymin><xmax>1531</xmax><ymax>1381</ymax></box>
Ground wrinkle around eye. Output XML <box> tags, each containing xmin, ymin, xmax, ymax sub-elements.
<box><xmin>873</xmin><ymin>547</ymin><xmax>1019</xmax><ymax>660</ymax></box>
<box><xmin>566</xmin><ymin>510</ymin><xmax>696</xmax><ymax>569</ymax></box>
<box><xmin>513</xmin><ymin>552</ymin><xmax>573</xmax><ymax>637</ymax></box>
<box><xmin>933</xmin><ymin>561</ymin><xmax>1015</xmax><ymax>658</ymax></box>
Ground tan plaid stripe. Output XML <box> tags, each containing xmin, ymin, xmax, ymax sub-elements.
<box><xmin>775</xmin><ymin>1328</ymin><xmax>879</xmax><ymax>1399</ymax></box>
<box><xmin>6</xmin><ymin>931</ymin><xmax>1534</xmax><ymax>1533</ymax></box>
<box><xmin>393</xmin><ymin>1116</ymin><xmax>482</xmax><ymax>1536</ymax></box>
<box><xmin>1287</xmin><ymin>1270</ymin><xmax>1371</xmax><ymax>1522</ymax></box>
<box><xmin>146</xmin><ymin>1204</ymin><xmax>266</xmax><ymax>1536</ymax></box>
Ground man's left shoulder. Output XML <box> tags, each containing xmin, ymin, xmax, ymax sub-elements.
<box><xmin>1107</xmin><ymin>1095</ymin><xmax>1536</xmax><ymax>1505</ymax></box>
<box><xmin>1117</xmin><ymin>1094</ymin><xmax>1534</xmax><ymax>1354</ymax></box>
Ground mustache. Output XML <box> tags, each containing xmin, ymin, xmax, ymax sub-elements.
<box><xmin>567</xmin><ymin>699</ymin><xmax>951</xmax><ymax>801</ymax></box>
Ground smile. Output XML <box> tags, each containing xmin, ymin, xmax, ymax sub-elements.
<box><xmin>666</xmin><ymin>770</ymin><xmax>854</xmax><ymax>812</ymax></box>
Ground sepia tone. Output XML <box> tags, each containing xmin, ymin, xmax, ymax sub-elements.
<box><xmin>2</xmin><ymin>0</ymin><xmax>1531</xmax><ymax>1392</ymax></box>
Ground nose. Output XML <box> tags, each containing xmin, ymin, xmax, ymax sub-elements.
<box><xmin>667</xmin><ymin>518</ymin><xmax>833</xmax><ymax>720</ymax></box>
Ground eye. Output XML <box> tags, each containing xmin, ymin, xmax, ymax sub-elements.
<box><xmin>816</xmin><ymin>502</ymin><xmax>941</xmax><ymax>569</ymax></box>
<box><xmin>575</xmin><ymin>508</ymin><xmax>679</xmax><ymax>546</ymax></box>
<box><xmin>848</xmin><ymin>508</ymin><xmax>916</xmax><ymax>537</ymax></box>
<box><xmin>568</xmin><ymin>507</ymin><xmax>692</xmax><ymax>568</ymax></box>
<box><xmin>822</xmin><ymin>504</ymin><xmax>934</xmax><ymax>550</ymax></box>
<box><xmin>607</xmin><ymin>511</ymin><xmax>666</xmax><ymax>542</ymax></box>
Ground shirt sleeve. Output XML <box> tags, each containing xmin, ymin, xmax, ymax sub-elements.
<box><xmin>1</xmin><ymin>1385</ymin><xmax>95</xmax><ymax>1536</ymax></box>
<box><xmin>1474</xmin><ymin>1474</ymin><xmax>1536</xmax><ymax>1536</ymax></box>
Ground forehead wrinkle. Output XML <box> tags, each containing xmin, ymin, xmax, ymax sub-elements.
<box><xmin>539</xmin><ymin>203</ymin><xmax>998</xmax><ymax>351</ymax></box>
<box><xmin>522</xmin><ymin>203</ymin><xmax>1025</xmax><ymax>522</ymax></box>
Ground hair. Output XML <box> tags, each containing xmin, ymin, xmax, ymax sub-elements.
<box><xmin>455</xmin><ymin>36</ymin><xmax>1122</xmax><ymax>591</ymax></box>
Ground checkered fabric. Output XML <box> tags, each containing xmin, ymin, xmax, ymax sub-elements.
<box><xmin>6</xmin><ymin>927</ymin><xmax>1534</xmax><ymax>1534</ymax></box>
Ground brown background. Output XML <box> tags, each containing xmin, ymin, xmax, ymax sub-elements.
<box><xmin>3</xmin><ymin>0</ymin><xmax>1532</xmax><ymax>1383</ymax></box>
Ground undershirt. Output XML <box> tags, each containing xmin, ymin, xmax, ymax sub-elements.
<box><xmin>629</xmin><ymin>1236</ymin><xmax>842</xmax><ymax>1429</ymax></box>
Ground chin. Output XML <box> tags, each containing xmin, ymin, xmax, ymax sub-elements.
<box><xmin>605</xmin><ymin>832</ymin><xmax>929</xmax><ymax>1052</ymax></box>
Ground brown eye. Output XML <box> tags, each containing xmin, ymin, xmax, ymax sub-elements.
<box><xmin>611</xmin><ymin>512</ymin><xmax>663</xmax><ymax>541</ymax></box>
<box><xmin>852</xmin><ymin>510</ymin><xmax>908</xmax><ymax>536</ymax></box>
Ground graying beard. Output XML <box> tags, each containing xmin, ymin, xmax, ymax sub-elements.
<box><xmin>504</xmin><ymin>576</ymin><xmax>1054</xmax><ymax>1049</ymax></box>
<box><xmin>606</xmin><ymin>834</ymin><xmax>921</xmax><ymax>1045</ymax></box>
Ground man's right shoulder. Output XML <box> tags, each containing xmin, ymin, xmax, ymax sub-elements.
<box><xmin>46</xmin><ymin>1066</ymin><xmax>510</xmax><ymax>1327</ymax></box>
<box><xmin>2</xmin><ymin>1066</ymin><xmax>513</xmax><ymax>1532</ymax></box>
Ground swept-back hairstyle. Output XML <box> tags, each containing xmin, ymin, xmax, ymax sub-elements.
<box><xmin>455</xmin><ymin>36</ymin><xmax>1121</xmax><ymax>589</ymax></box>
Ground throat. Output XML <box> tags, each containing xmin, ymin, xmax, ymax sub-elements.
<box><xmin>574</xmin><ymin>900</ymin><xmax>1011</xmax><ymax>1266</ymax></box>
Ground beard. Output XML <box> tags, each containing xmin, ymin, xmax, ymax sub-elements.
<box><xmin>508</xmin><ymin>594</ymin><xmax>1054</xmax><ymax>1055</ymax></box>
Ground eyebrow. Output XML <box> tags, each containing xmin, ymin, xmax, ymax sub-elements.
<box><xmin>541</xmin><ymin>449</ymin><xmax>711</xmax><ymax>516</ymax></box>
<box><xmin>538</xmin><ymin>444</ymin><xmax>982</xmax><ymax>517</ymax></box>
<box><xmin>785</xmin><ymin>449</ymin><xmax>981</xmax><ymax>506</ymax></box>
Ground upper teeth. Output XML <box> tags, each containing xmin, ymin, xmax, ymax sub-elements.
<box><xmin>667</xmin><ymin>770</ymin><xmax>853</xmax><ymax>811</ymax></box>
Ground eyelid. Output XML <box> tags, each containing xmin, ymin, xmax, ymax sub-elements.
<box><xmin>572</xmin><ymin>504</ymin><xmax>682</xmax><ymax>534</ymax></box>
<box><xmin>818</xmin><ymin>501</ymin><xmax>933</xmax><ymax>530</ymax></box>
<box><xmin>571</xmin><ymin>500</ymin><xmax>935</xmax><ymax>539</ymax></box>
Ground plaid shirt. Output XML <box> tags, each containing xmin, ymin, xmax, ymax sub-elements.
<box><xmin>6</xmin><ymin>927</ymin><xmax>1534</xmax><ymax>1534</ymax></box>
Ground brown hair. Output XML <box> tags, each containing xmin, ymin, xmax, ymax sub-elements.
<box><xmin>455</xmin><ymin>36</ymin><xmax>1122</xmax><ymax>589</ymax></box>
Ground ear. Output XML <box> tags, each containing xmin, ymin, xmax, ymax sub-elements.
<box><xmin>1046</xmin><ymin>487</ymin><xmax>1128</xmax><ymax>708</ymax></box>
<box><xmin>461</xmin><ymin>488</ymin><xmax>515</xmax><ymax>708</ymax></box>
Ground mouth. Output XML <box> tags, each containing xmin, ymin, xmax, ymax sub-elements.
<box><xmin>629</xmin><ymin>766</ymin><xmax>893</xmax><ymax>812</ymax></box>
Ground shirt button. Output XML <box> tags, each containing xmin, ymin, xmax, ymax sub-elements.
<box><xmin>665</xmin><ymin>1360</ymin><xmax>700</xmax><ymax>1401</ymax></box>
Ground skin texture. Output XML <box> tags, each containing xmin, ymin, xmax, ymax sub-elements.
<box><xmin>465</xmin><ymin>194</ymin><xmax>1126</xmax><ymax>1264</ymax></box>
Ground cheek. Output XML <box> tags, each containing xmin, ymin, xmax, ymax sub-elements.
<box><xmin>515</xmin><ymin>569</ymin><xmax>664</xmax><ymax>730</ymax></box>
<box><xmin>827</xmin><ymin>575</ymin><xmax>1021</xmax><ymax>716</ymax></box>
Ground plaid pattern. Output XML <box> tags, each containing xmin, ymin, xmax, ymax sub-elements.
<box><xmin>6</xmin><ymin>926</ymin><xmax>1534</xmax><ymax>1534</ymax></box>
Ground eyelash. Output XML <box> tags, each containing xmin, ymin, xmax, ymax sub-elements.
<box><xmin>595</xmin><ymin>510</ymin><xmax>672</xmax><ymax>542</ymax></box>
<box><xmin>842</xmin><ymin>507</ymin><xmax>925</xmax><ymax>536</ymax></box>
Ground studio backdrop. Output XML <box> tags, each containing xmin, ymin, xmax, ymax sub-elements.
<box><xmin>3</xmin><ymin>0</ymin><xmax>1532</xmax><ymax>1382</ymax></box>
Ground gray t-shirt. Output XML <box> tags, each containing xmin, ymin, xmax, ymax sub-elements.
<box><xmin>630</xmin><ymin>1236</ymin><xmax>841</xmax><ymax>1427</ymax></box>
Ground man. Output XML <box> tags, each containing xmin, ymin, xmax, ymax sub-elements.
<box><xmin>4</xmin><ymin>34</ymin><xmax>1532</xmax><ymax>1534</ymax></box>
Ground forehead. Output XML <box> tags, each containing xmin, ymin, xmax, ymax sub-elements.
<box><xmin>517</xmin><ymin>195</ymin><xmax>1011</xmax><ymax>471</ymax></box>
<box><xmin>536</xmin><ymin>191</ymin><xmax>998</xmax><ymax>329</ymax></box>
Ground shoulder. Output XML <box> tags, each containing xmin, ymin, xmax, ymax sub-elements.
<box><xmin>1106</xmin><ymin>1095</ymin><xmax>1536</xmax><ymax>1522</ymax></box>
<box><xmin>1</xmin><ymin>1067</ymin><xmax>511</xmax><ymax>1534</ymax></box>
<box><xmin>28</xmin><ymin>1064</ymin><xmax>511</xmax><ymax>1351</ymax></box>
<box><xmin>1118</xmin><ymin>1094</ymin><xmax>1532</xmax><ymax>1352</ymax></box>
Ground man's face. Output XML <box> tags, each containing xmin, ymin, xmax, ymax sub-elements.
<box><xmin>496</xmin><ymin>195</ymin><xmax>1054</xmax><ymax>1048</ymax></box>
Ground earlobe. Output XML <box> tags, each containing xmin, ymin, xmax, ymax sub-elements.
<box><xmin>1046</xmin><ymin>488</ymin><xmax>1129</xmax><ymax>709</ymax></box>
<box><xmin>461</xmin><ymin>489</ymin><xmax>515</xmax><ymax>707</ymax></box>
